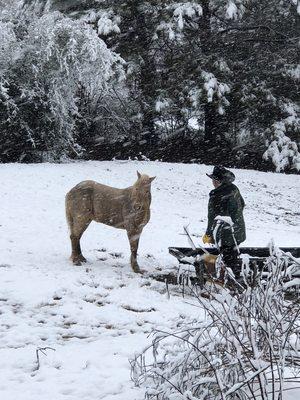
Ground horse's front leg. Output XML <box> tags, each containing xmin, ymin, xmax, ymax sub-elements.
<box><xmin>127</xmin><ymin>229</ymin><xmax>142</xmax><ymax>273</ymax></box>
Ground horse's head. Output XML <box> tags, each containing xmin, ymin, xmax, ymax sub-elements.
<box><xmin>133</xmin><ymin>171</ymin><xmax>156</xmax><ymax>201</ymax></box>
<box><xmin>136</xmin><ymin>171</ymin><xmax>156</xmax><ymax>189</ymax></box>
<box><xmin>136</xmin><ymin>171</ymin><xmax>155</xmax><ymax>185</ymax></box>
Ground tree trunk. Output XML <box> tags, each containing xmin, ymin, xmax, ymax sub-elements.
<box><xmin>135</xmin><ymin>7</ymin><xmax>157</xmax><ymax>149</ymax></box>
<box><xmin>201</xmin><ymin>0</ymin><xmax>225</xmax><ymax>153</ymax></box>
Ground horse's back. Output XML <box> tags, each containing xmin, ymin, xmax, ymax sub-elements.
<box><xmin>66</xmin><ymin>180</ymin><xmax>129</xmax><ymax>228</ymax></box>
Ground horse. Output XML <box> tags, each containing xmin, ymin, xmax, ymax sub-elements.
<box><xmin>65</xmin><ymin>171</ymin><xmax>155</xmax><ymax>272</ymax></box>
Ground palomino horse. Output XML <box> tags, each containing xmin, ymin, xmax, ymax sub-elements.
<box><xmin>65</xmin><ymin>172</ymin><xmax>155</xmax><ymax>272</ymax></box>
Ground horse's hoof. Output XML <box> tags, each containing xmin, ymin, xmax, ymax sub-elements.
<box><xmin>71</xmin><ymin>255</ymin><xmax>86</xmax><ymax>266</ymax></box>
<box><xmin>132</xmin><ymin>266</ymin><xmax>143</xmax><ymax>274</ymax></box>
<box><xmin>72</xmin><ymin>258</ymin><xmax>82</xmax><ymax>266</ymax></box>
<box><xmin>138</xmin><ymin>268</ymin><xmax>147</xmax><ymax>275</ymax></box>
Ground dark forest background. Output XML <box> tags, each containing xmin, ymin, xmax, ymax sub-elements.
<box><xmin>0</xmin><ymin>0</ymin><xmax>299</xmax><ymax>172</ymax></box>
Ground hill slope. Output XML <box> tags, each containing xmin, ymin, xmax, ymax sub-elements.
<box><xmin>0</xmin><ymin>161</ymin><xmax>299</xmax><ymax>399</ymax></box>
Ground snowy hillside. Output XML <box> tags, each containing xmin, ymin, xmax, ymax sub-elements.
<box><xmin>1</xmin><ymin>161</ymin><xmax>300</xmax><ymax>400</ymax></box>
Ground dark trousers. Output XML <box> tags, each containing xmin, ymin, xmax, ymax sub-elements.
<box><xmin>220</xmin><ymin>245</ymin><xmax>241</xmax><ymax>278</ymax></box>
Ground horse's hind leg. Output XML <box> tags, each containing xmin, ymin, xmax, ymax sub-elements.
<box><xmin>127</xmin><ymin>229</ymin><xmax>142</xmax><ymax>273</ymax></box>
<box><xmin>69</xmin><ymin>217</ymin><xmax>91</xmax><ymax>266</ymax></box>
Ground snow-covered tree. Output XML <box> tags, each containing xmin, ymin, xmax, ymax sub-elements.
<box><xmin>151</xmin><ymin>0</ymin><xmax>300</xmax><ymax>168</ymax></box>
<box><xmin>1</xmin><ymin>0</ymin><xmax>299</xmax><ymax>169</ymax></box>
<box><xmin>0</xmin><ymin>3</ymin><xmax>123</xmax><ymax>161</ymax></box>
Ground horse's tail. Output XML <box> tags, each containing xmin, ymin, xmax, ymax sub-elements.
<box><xmin>65</xmin><ymin>192</ymin><xmax>73</xmax><ymax>233</ymax></box>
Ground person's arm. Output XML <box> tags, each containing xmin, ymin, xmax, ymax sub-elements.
<box><xmin>240</xmin><ymin>193</ymin><xmax>245</xmax><ymax>209</ymax></box>
<box><xmin>225</xmin><ymin>189</ymin><xmax>243</xmax><ymax>220</ymax></box>
<box><xmin>227</xmin><ymin>193</ymin><xmax>238</xmax><ymax>217</ymax></box>
<box><xmin>206</xmin><ymin>197</ymin><xmax>216</xmax><ymax>236</ymax></box>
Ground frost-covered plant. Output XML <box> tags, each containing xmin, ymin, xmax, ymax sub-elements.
<box><xmin>0</xmin><ymin>5</ymin><xmax>124</xmax><ymax>161</ymax></box>
<box><xmin>131</xmin><ymin>247</ymin><xmax>300</xmax><ymax>399</ymax></box>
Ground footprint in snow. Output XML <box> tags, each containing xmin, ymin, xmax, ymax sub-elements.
<box><xmin>146</xmin><ymin>254</ymin><xmax>154</xmax><ymax>259</ymax></box>
<box><xmin>0</xmin><ymin>264</ymin><xmax>11</xmax><ymax>268</ymax></box>
<box><xmin>121</xmin><ymin>304</ymin><xmax>156</xmax><ymax>313</ymax></box>
<box><xmin>97</xmin><ymin>257</ymin><xmax>107</xmax><ymax>261</ymax></box>
<box><xmin>109</xmin><ymin>252</ymin><xmax>123</xmax><ymax>259</ymax></box>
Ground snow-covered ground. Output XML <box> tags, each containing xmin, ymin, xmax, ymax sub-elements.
<box><xmin>1</xmin><ymin>160</ymin><xmax>299</xmax><ymax>400</ymax></box>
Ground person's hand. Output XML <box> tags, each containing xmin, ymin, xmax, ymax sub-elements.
<box><xmin>203</xmin><ymin>254</ymin><xmax>217</xmax><ymax>264</ymax></box>
<box><xmin>202</xmin><ymin>234</ymin><xmax>213</xmax><ymax>244</ymax></box>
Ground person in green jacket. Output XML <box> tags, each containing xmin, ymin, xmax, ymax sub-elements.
<box><xmin>203</xmin><ymin>165</ymin><xmax>246</xmax><ymax>278</ymax></box>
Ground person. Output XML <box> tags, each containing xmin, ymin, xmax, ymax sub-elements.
<box><xmin>203</xmin><ymin>165</ymin><xmax>246</xmax><ymax>279</ymax></box>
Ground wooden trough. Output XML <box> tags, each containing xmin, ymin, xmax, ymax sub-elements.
<box><xmin>148</xmin><ymin>246</ymin><xmax>300</xmax><ymax>289</ymax></box>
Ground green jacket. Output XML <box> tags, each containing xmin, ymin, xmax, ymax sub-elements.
<box><xmin>206</xmin><ymin>183</ymin><xmax>246</xmax><ymax>246</ymax></box>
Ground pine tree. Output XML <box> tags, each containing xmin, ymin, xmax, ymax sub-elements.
<box><xmin>3</xmin><ymin>0</ymin><xmax>299</xmax><ymax>170</ymax></box>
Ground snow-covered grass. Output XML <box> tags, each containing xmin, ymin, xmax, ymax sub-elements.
<box><xmin>0</xmin><ymin>160</ymin><xmax>300</xmax><ymax>400</ymax></box>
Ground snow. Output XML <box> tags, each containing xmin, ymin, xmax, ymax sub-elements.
<box><xmin>155</xmin><ymin>99</ymin><xmax>169</xmax><ymax>112</ymax></box>
<box><xmin>201</xmin><ymin>71</ymin><xmax>230</xmax><ymax>111</ymax></box>
<box><xmin>226</xmin><ymin>1</ymin><xmax>238</xmax><ymax>20</ymax></box>
<box><xmin>97</xmin><ymin>11</ymin><xmax>121</xmax><ymax>36</ymax></box>
<box><xmin>0</xmin><ymin>160</ymin><xmax>300</xmax><ymax>399</ymax></box>
<box><xmin>283</xmin><ymin>278</ymin><xmax>300</xmax><ymax>290</ymax></box>
<box><xmin>173</xmin><ymin>3</ymin><xmax>203</xmax><ymax>30</ymax></box>
<box><xmin>214</xmin><ymin>215</ymin><xmax>233</xmax><ymax>226</ymax></box>
<box><xmin>263</xmin><ymin>102</ymin><xmax>300</xmax><ymax>172</ymax></box>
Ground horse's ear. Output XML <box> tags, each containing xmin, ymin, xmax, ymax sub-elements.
<box><xmin>149</xmin><ymin>176</ymin><xmax>156</xmax><ymax>182</ymax></box>
<box><xmin>137</xmin><ymin>171</ymin><xmax>141</xmax><ymax>179</ymax></box>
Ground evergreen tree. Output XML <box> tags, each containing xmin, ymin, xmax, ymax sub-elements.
<box><xmin>1</xmin><ymin>0</ymin><xmax>299</xmax><ymax>170</ymax></box>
